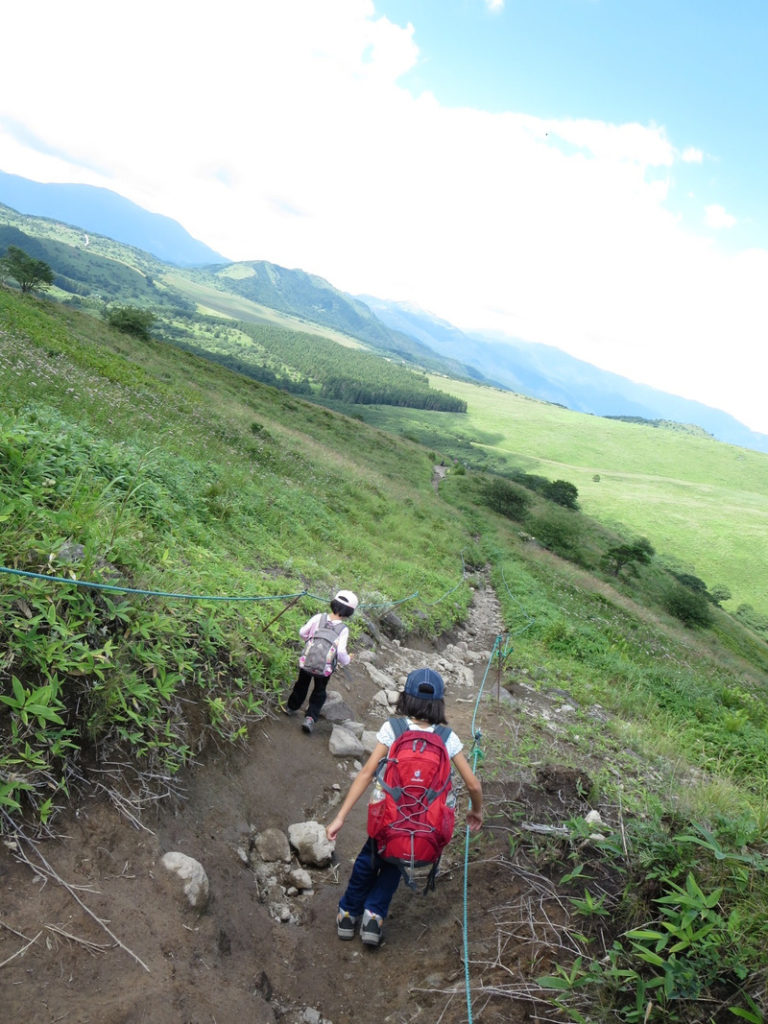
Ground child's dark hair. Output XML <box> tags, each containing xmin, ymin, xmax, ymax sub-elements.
<box><xmin>330</xmin><ymin>598</ymin><xmax>355</xmax><ymax>617</ymax></box>
<box><xmin>395</xmin><ymin>691</ymin><xmax>447</xmax><ymax>725</ymax></box>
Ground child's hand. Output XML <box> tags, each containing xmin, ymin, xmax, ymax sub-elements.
<box><xmin>466</xmin><ymin>809</ymin><xmax>483</xmax><ymax>833</ymax></box>
<box><xmin>327</xmin><ymin>815</ymin><xmax>345</xmax><ymax>841</ymax></box>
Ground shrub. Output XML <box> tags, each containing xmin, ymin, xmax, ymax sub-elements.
<box><xmin>107</xmin><ymin>305</ymin><xmax>155</xmax><ymax>340</ymax></box>
<box><xmin>527</xmin><ymin>507</ymin><xmax>586</xmax><ymax>563</ymax></box>
<box><xmin>481</xmin><ymin>477</ymin><xmax>530</xmax><ymax>521</ymax></box>
<box><xmin>664</xmin><ymin>583</ymin><xmax>712</xmax><ymax>628</ymax></box>
<box><xmin>601</xmin><ymin>537</ymin><xmax>655</xmax><ymax>578</ymax></box>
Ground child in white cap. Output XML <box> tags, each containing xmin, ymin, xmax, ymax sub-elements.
<box><xmin>284</xmin><ymin>589</ymin><xmax>358</xmax><ymax>733</ymax></box>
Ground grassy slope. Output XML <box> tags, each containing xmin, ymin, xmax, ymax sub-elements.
<box><xmin>4</xmin><ymin>288</ymin><xmax>768</xmax><ymax>1019</ymax></box>
<box><xmin>4</xmin><ymin>204</ymin><xmax>766</xmax><ymax>618</ymax></box>
<box><xmin>368</xmin><ymin>376</ymin><xmax>768</xmax><ymax>617</ymax></box>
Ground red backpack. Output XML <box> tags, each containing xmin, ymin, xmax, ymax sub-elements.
<box><xmin>367</xmin><ymin>717</ymin><xmax>456</xmax><ymax>891</ymax></box>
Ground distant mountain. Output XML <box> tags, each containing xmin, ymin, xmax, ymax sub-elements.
<box><xmin>360</xmin><ymin>296</ymin><xmax>768</xmax><ymax>454</ymax></box>
<box><xmin>211</xmin><ymin>261</ymin><xmax>492</xmax><ymax>382</ymax></box>
<box><xmin>3</xmin><ymin>172</ymin><xmax>766</xmax><ymax>454</ymax></box>
<box><xmin>0</xmin><ymin>203</ymin><xmax>490</xmax><ymax>385</ymax></box>
<box><xmin>0</xmin><ymin>171</ymin><xmax>227</xmax><ymax>267</ymax></box>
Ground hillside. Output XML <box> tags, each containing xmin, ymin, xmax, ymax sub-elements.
<box><xmin>2</xmin><ymin>204</ymin><xmax>768</xmax><ymax>620</ymax></box>
<box><xmin>2</xmin><ymin>286</ymin><xmax>768</xmax><ymax>1022</ymax></box>
<box><xmin>356</xmin><ymin>378</ymin><xmax>768</xmax><ymax>620</ymax></box>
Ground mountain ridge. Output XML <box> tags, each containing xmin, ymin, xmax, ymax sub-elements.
<box><xmin>0</xmin><ymin>170</ymin><xmax>227</xmax><ymax>267</ymax></box>
<box><xmin>1</xmin><ymin>171</ymin><xmax>766</xmax><ymax>452</ymax></box>
<box><xmin>359</xmin><ymin>294</ymin><xmax>768</xmax><ymax>454</ymax></box>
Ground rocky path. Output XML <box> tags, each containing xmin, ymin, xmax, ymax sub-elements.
<box><xmin>0</xmin><ymin>576</ymin><xmax>514</xmax><ymax>1024</ymax></box>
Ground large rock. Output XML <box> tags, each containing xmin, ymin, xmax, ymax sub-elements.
<box><xmin>361</xmin><ymin>730</ymin><xmax>380</xmax><ymax>755</ymax></box>
<box><xmin>328</xmin><ymin>724</ymin><xmax>364</xmax><ymax>758</ymax></box>
<box><xmin>254</xmin><ymin>827</ymin><xmax>292</xmax><ymax>863</ymax></box>
<box><xmin>378</xmin><ymin>609</ymin><xmax>408</xmax><ymax>640</ymax></box>
<box><xmin>321</xmin><ymin>691</ymin><xmax>356</xmax><ymax>723</ymax></box>
<box><xmin>288</xmin><ymin>821</ymin><xmax>334</xmax><ymax>868</ymax></box>
<box><xmin>364</xmin><ymin>663</ymin><xmax>397</xmax><ymax>689</ymax></box>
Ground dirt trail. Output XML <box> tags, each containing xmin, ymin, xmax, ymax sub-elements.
<box><xmin>1</xmin><ymin>578</ymin><xmax>558</xmax><ymax>1024</ymax></box>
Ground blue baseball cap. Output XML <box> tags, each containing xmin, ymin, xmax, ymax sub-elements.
<box><xmin>404</xmin><ymin>667</ymin><xmax>445</xmax><ymax>700</ymax></box>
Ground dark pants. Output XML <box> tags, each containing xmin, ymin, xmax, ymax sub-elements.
<box><xmin>339</xmin><ymin>839</ymin><xmax>402</xmax><ymax>920</ymax></box>
<box><xmin>286</xmin><ymin>668</ymin><xmax>329</xmax><ymax>721</ymax></box>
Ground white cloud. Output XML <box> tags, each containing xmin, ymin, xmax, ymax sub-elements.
<box><xmin>681</xmin><ymin>146</ymin><xmax>704</xmax><ymax>163</ymax></box>
<box><xmin>705</xmin><ymin>204</ymin><xmax>737</xmax><ymax>229</ymax></box>
<box><xmin>0</xmin><ymin>0</ymin><xmax>766</xmax><ymax>433</ymax></box>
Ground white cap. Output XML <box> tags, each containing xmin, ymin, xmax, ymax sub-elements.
<box><xmin>334</xmin><ymin>589</ymin><xmax>358</xmax><ymax>611</ymax></box>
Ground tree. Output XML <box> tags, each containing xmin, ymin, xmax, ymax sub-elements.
<box><xmin>543</xmin><ymin>479</ymin><xmax>579</xmax><ymax>510</ymax></box>
<box><xmin>602</xmin><ymin>537</ymin><xmax>655</xmax><ymax>578</ymax></box>
<box><xmin>0</xmin><ymin>245</ymin><xmax>54</xmax><ymax>294</ymax></box>
<box><xmin>709</xmin><ymin>584</ymin><xmax>732</xmax><ymax>606</ymax></box>
<box><xmin>107</xmin><ymin>306</ymin><xmax>156</xmax><ymax>340</ymax></box>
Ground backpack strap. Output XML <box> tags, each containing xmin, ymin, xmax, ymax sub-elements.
<box><xmin>388</xmin><ymin>718</ymin><xmax>450</xmax><ymax>743</ymax></box>
<box><xmin>388</xmin><ymin>716</ymin><xmax>410</xmax><ymax>740</ymax></box>
<box><xmin>432</xmin><ymin>724</ymin><xmax>451</xmax><ymax>746</ymax></box>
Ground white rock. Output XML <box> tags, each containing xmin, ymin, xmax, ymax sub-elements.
<box><xmin>361</xmin><ymin>730</ymin><xmax>380</xmax><ymax>755</ymax></box>
<box><xmin>159</xmin><ymin>851</ymin><xmax>209</xmax><ymax>910</ymax></box>
<box><xmin>364</xmin><ymin>664</ymin><xmax>396</xmax><ymax>689</ymax></box>
<box><xmin>288</xmin><ymin>821</ymin><xmax>334</xmax><ymax>868</ymax></box>
<box><xmin>288</xmin><ymin>867</ymin><xmax>313</xmax><ymax>891</ymax></box>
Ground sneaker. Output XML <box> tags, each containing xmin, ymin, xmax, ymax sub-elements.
<box><xmin>281</xmin><ymin>705</ymin><xmax>297</xmax><ymax>717</ymax></box>
<box><xmin>302</xmin><ymin>716</ymin><xmax>314</xmax><ymax>734</ymax></box>
<box><xmin>360</xmin><ymin>909</ymin><xmax>383</xmax><ymax>947</ymax></box>
<box><xmin>336</xmin><ymin>910</ymin><xmax>358</xmax><ymax>940</ymax></box>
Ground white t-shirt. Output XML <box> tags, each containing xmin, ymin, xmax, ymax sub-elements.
<box><xmin>376</xmin><ymin>717</ymin><xmax>463</xmax><ymax>759</ymax></box>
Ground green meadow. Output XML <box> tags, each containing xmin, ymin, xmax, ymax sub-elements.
<box><xmin>361</xmin><ymin>375</ymin><xmax>768</xmax><ymax>618</ymax></box>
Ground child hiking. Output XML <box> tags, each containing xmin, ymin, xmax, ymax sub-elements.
<box><xmin>284</xmin><ymin>589</ymin><xmax>358</xmax><ymax>734</ymax></box>
<box><xmin>326</xmin><ymin>667</ymin><xmax>483</xmax><ymax>947</ymax></box>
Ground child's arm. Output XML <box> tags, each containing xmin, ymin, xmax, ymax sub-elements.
<box><xmin>326</xmin><ymin>742</ymin><xmax>388</xmax><ymax>841</ymax></box>
<box><xmin>451</xmin><ymin>751</ymin><xmax>484</xmax><ymax>832</ymax></box>
<box><xmin>299</xmin><ymin>614</ymin><xmax>321</xmax><ymax>641</ymax></box>
<box><xmin>336</xmin><ymin>624</ymin><xmax>351</xmax><ymax>666</ymax></box>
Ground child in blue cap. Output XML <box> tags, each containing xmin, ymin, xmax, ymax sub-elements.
<box><xmin>326</xmin><ymin>667</ymin><xmax>483</xmax><ymax>946</ymax></box>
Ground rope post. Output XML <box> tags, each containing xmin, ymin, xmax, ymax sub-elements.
<box><xmin>255</xmin><ymin>593</ymin><xmax>304</xmax><ymax>636</ymax></box>
<box><xmin>496</xmin><ymin>641</ymin><xmax>502</xmax><ymax>703</ymax></box>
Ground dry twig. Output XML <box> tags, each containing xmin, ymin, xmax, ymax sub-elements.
<box><xmin>0</xmin><ymin>930</ymin><xmax>42</xmax><ymax>969</ymax></box>
<box><xmin>15</xmin><ymin>838</ymin><xmax>150</xmax><ymax>973</ymax></box>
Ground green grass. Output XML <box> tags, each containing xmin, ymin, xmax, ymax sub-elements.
<box><xmin>361</xmin><ymin>376</ymin><xmax>768</xmax><ymax>618</ymax></box>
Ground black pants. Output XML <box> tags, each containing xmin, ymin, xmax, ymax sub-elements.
<box><xmin>286</xmin><ymin>668</ymin><xmax>329</xmax><ymax>721</ymax></box>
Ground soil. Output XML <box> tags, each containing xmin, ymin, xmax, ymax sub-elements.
<box><xmin>0</xmin><ymin>577</ymin><xmax>600</xmax><ymax>1024</ymax></box>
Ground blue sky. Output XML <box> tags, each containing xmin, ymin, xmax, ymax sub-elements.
<box><xmin>377</xmin><ymin>0</ymin><xmax>768</xmax><ymax>249</ymax></box>
<box><xmin>1</xmin><ymin>0</ymin><xmax>767</xmax><ymax>432</ymax></box>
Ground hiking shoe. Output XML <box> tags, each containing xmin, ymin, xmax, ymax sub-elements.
<box><xmin>336</xmin><ymin>910</ymin><xmax>359</xmax><ymax>940</ymax></box>
<box><xmin>360</xmin><ymin>909</ymin><xmax>383</xmax><ymax>947</ymax></box>
<box><xmin>281</xmin><ymin>705</ymin><xmax>297</xmax><ymax>717</ymax></box>
<box><xmin>302</xmin><ymin>716</ymin><xmax>315</xmax><ymax>734</ymax></box>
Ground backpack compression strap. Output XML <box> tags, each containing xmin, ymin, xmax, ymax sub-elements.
<box><xmin>380</xmin><ymin>718</ymin><xmax>453</xmax><ymax>803</ymax></box>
